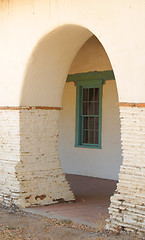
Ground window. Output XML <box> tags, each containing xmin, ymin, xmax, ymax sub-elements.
<box><xmin>75</xmin><ymin>79</ymin><xmax>103</xmax><ymax>149</ymax></box>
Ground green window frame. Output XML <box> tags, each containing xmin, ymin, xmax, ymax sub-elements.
<box><xmin>75</xmin><ymin>79</ymin><xmax>103</xmax><ymax>149</ymax></box>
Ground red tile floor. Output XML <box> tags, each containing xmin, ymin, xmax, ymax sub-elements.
<box><xmin>24</xmin><ymin>174</ymin><xmax>117</xmax><ymax>229</ymax></box>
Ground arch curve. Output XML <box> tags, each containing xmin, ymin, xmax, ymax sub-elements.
<box><xmin>20</xmin><ymin>24</ymin><xmax>93</xmax><ymax>107</ymax></box>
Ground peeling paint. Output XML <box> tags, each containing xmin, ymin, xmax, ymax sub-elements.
<box><xmin>25</xmin><ymin>195</ymin><xmax>31</xmax><ymax>200</ymax></box>
<box><xmin>53</xmin><ymin>198</ymin><xmax>65</xmax><ymax>203</ymax></box>
<box><xmin>35</xmin><ymin>195</ymin><xmax>46</xmax><ymax>200</ymax></box>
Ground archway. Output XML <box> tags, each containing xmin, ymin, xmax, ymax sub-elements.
<box><xmin>19</xmin><ymin>25</ymin><xmax>93</xmax><ymax>207</ymax></box>
<box><xmin>57</xmin><ymin>35</ymin><xmax>122</xmax><ymax>226</ymax></box>
<box><xmin>20</xmin><ymin>25</ymin><xmax>93</xmax><ymax>107</ymax></box>
<box><xmin>59</xmin><ymin>35</ymin><xmax>122</xmax><ymax>180</ymax></box>
<box><xmin>19</xmin><ymin>24</ymin><xmax>122</xmax><ymax>228</ymax></box>
<box><xmin>0</xmin><ymin>0</ymin><xmax>145</xmax><ymax>233</ymax></box>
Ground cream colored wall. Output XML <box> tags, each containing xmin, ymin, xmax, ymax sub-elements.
<box><xmin>0</xmin><ymin>0</ymin><xmax>145</xmax><ymax>106</ymax></box>
<box><xmin>59</xmin><ymin>80</ymin><xmax>122</xmax><ymax>180</ymax></box>
<box><xmin>1</xmin><ymin>1</ymin><xmax>145</xmax><ymax>231</ymax></box>
<box><xmin>21</xmin><ymin>26</ymin><xmax>92</xmax><ymax>107</ymax></box>
<box><xmin>58</xmin><ymin>36</ymin><xmax>122</xmax><ymax>180</ymax></box>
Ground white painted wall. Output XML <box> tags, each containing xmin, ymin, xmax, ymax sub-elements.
<box><xmin>1</xmin><ymin>0</ymin><xmax>145</xmax><ymax>106</ymax></box>
<box><xmin>58</xmin><ymin>36</ymin><xmax>122</xmax><ymax>180</ymax></box>
<box><xmin>59</xmin><ymin>81</ymin><xmax>122</xmax><ymax>180</ymax></box>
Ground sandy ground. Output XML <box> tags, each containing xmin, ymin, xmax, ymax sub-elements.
<box><xmin>0</xmin><ymin>205</ymin><xmax>144</xmax><ymax>240</ymax></box>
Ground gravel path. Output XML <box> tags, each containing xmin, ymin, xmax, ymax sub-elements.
<box><xmin>0</xmin><ymin>205</ymin><xmax>143</xmax><ymax>240</ymax></box>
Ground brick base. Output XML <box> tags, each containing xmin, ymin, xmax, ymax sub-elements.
<box><xmin>106</xmin><ymin>106</ymin><xmax>145</xmax><ymax>233</ymax></box>
<box><xmin>0</xmin><ymin>110</ymin><xmax>20</xmax><ymax>206</ymax></box>
<box><xmin>0</xmin><ymin>108</ymin><xmax>74</xmax><ymax>208</ymax></box>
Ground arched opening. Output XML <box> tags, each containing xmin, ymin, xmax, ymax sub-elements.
<box><xmin>59</xmin><ymin>36</ymin><xmax>122</xmax><ymax>180</ymax></box>
<box><xmin>1</xmin><ymin>0</ymin><xmax>145</xmax><ymax>232</ymax></box>
<box><xmin>57</xmin><ymin>35</ymin><xmax>122</xmax><ymax>226</ymax></box>
<box><xmin>19</xmin><ymin>24</ymin><xmax>122</xmax><ymax>227</ymax></box>
<box><xmin>20</xmin><ymin>25</ymin><xmax>93</xmax><ymax>107</ymax></box>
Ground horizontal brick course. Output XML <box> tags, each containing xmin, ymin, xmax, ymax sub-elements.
<box><xmin>0</xmin><ymin>106</ymin><xmax>62</xmax><ymax>110</ymax></box>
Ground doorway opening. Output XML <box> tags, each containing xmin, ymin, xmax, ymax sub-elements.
<box><xmin>57</xmin><ymin>35</ymin><xmax>122</xmax><ymax>227</ymax></box>
<box><xmin>21</xmin><ymin>26</ymin><xmax>122</xmax><ymax>228</ymax></box>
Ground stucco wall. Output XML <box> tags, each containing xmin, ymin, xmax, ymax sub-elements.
<box><xmin>1</xmin><ymin>0</ymin><xmax>145</xmax><ymax>106</ymax></box>
<box><xmin>59</xmin><ymin>80</ymin><xmax>122</xmax><ymax>180</ymax></box>
<box><xmin>1</xmin><ymin>0</ymin><xmax>145</xmax><ymax>232</ymax></box>
<box><xmin>58</xmin><ymin>36</ymin><xmax>122</xmax><ymax>180</ymax></box>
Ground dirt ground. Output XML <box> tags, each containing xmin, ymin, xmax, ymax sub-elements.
<box><xmin>0</xmin><ymin>205</ymin><xmax>144</xmax><ymax>240</ymax></box>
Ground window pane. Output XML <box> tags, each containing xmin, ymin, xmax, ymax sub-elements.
<box><xmin>88</xmin><ymin>102</ymin><xmax>94</xmax><ymax>115</ymax></box>
<box><xmin>89</xmin><ymin>88</ymin><xmax>94</xmax><ymax>101</ymax></box>
<box><xmin>83</xmin><ymin>117</ymin><xmax>88</xmax><ymax>130</ymax></box>
<box><xmin>83</xmin><ymin>102</ymin><xmax>87</xmax><ymax>115</ymax></box>
<box><xmin>95</xmin><ymin>117</ymin><xmax>99</xmax><ymax>130</ymax></box>
<box><xmin>88</xmin><ymin>131</ymin><xmax>94</xmax><ymax>144</ymax></box>
<box><xmin>95</xmin><ymin>88</ymin><xmax>99</xmax><ymax>101</ymax></box>
<box><xmin>83</xmin><ymin>88</ymin><xmax>88</xmax><ymax>101</ymax></box>
<box><xmin>89</xmin><ymin>117</ymin><xmax>94</xmax><ymax>130</ymax></box>
<box><xmin>83</xmin><ymin>130</ymin><xmax>88</xmax><ymax>143</ymax></box>
<box><xmin>95</xmin><ymin>131</ymin><xmax>99</xmax><ymax>144</ymax></box>
<box><xmin>94</xmin><ymin>102</ymin><xmax>99</xmax><ymax>115</ymax></box>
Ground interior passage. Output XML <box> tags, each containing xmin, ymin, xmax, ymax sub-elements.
<box><xmin>24</xmin><ymin>174</ymin><xmax>117</xmax><ymax>229</ymax></box>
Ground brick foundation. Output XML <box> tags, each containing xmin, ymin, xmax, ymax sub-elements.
<box><xmin>106</xmin><ymin>106</ymin><xmax>145</xmax><ymax>233</ymax></box>
<box><xmin>0</xmin><ymin>107</ymin><xmax>74</xmax><ymax>208</ymax></box>
<box><xmin>2</xmin><ymin>104</ymin><xmax>145</xmax><ymax>233</ymax></box>
<box><xmin>0</xmin><ymin>110</ymin><xmax>20</xmax><ymax>206</ymax></box>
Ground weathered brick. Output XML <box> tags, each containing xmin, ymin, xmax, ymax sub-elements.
<box><xmin>0</xmin><ymin>109</ymin><xmax>74</xmax><ymax>208</ymax></box>
<box><xmin>106</xmin><ymin>106</ymin><xmax>145</xmax><ymax>233</ymax></box>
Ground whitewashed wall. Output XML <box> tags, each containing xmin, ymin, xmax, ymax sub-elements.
<box><xmin>59</xmin><ymin>81</ymin><xmax>122</xmax><ymax>180</ymax></box>
<box><xmin>1</xmin><ymin>1</ymin><xmax>145</xmax><ymax>106</ymax></box>
<box><xmin>1</xmin><ymin>1</ymin><xmax>145</xmax><ymax>232</ymax></box>
<box><xmin>58</xmin><ymin>36</ymin><xmax>122</xmax><ymax>180</ymax></box>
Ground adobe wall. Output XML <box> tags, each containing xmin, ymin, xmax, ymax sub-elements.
<box><xmin>0</xmin><ymin>0</ymin><xmax>145</xmax><ymax>233</ymax></box>
<box><xmin>0</xmin><ymin>1</ymin><xmax>145</xmax><ymax>106</ymax></box>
